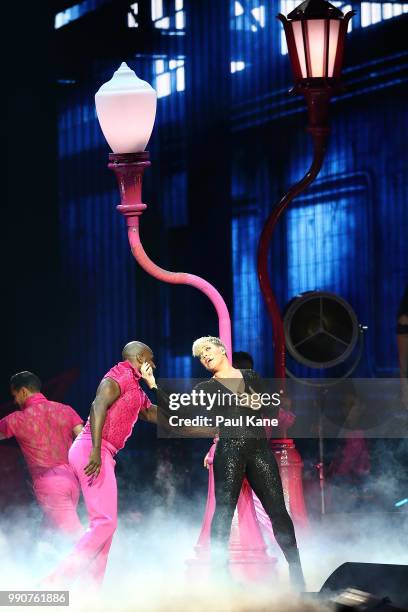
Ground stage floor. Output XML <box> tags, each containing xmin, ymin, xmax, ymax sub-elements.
<box><xmin>0</xmin><ymin>507</ymin><xmax>407</xmax><ymax>611</ymax></box>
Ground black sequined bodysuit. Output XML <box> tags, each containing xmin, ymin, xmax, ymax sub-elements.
<box><xmin>194</xmin><ymin>369</ymin><xmax>300</xmax><ymax>567</ymax></box>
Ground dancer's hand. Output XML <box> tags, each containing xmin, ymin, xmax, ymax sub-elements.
<box><xmin>84</xmin><ymin>448</ymin><xmax>102</xmax><ymax>477</ymax></box>
<box><xmin>203</xmin><ymin>452</ymin><xmax>210</xmax><ymax>469</ymax></box>
<box><xmin>140</xmin><ymin>362</ymin><xmax>157</xmax><ymax>389</ymax></box>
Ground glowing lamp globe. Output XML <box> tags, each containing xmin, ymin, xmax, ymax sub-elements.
<box><xmin>278</xmin><ymin>0</ymin><xmax>355</xmax><ymax>88</ymax></box>
<box><xmin>95</xmin><ymin>62</ymin><xmax>157</xmax><ymax>153</ymax></box>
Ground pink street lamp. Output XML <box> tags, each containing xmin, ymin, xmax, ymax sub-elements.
<box><xmin>95</xmin><ymin>62</ymin><xmax>232</xmax><ymax>357</ymax></box>
<box><xmin>258</xmin><ymin>0</ymin><xmax>354</xmax><ymax>379</ymax></box>
<box><xmin>95</xmin><ymin>63</ymin><xmax>278</xmax><ymax>582</ymax></box>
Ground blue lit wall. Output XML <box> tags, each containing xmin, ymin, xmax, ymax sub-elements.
<box><xmin>279</xmin><ymin>92</ymin><xmax>407</xmax><ymax>376</ymax></box>
<box><xmin>232</xmin><ymin>213</ymin><xmax>263</xmax><ymax>368</ymax></box>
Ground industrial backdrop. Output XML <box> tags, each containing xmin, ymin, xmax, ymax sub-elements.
<box><xmin>3</xmin><ymin>0</ymin><xmax>408</xmax><ymax>506</ymax></box>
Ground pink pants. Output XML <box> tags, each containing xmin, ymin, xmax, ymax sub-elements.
<box><xmin>32</xmin><ymin>464</ymin><xmax>82</xmax><ymax>536</ymax></box>
<box><xmin>46</xmin><ymin>435</ymin><xmax>118</xmax><ymax>587</ymax></box>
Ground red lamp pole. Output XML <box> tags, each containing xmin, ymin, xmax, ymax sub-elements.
<box><xmin>257</xmin><ymin>113</ymin><xmax>329</xmax><ymax>379</ymax></box>
<box><xmin>107</xmin><ymin>152</ymin><xmax>233</xmax><ymax>359</ymax></box>
<box><xmin>258</xmin><ymin>0</ymin><xmax>354</xmax><ymax>380</ymax></box>
<box><xmin>257</xmin><ymin>0</ymin><xmax>354</xmax><ymax>527</ymax></box>
<box><xmin>258</xmin><ymin>0</ymin><xmax>354</xmax><ymax>379</ymax></box>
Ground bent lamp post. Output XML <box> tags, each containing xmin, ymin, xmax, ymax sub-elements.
<box><xmin>256</xmin><ymin>0</ymin><xmax>354</xmax><ymax>527</ymax></box>
<box><xmin>95</xmin><ymin>62</ymin><xmax>232</xmax><ymax>357</ymax></box>
<box><xmin>258</xmin><ymin>0</ymin><xmax>354</xmax><ymax>379</ymax></box>
<box><xmin>95</xmin><ymin>63</ymin><xmax>278</xmax><ymax>581</ymax></box>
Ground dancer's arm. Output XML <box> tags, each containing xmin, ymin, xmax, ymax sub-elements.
<box><xmin>72</xmin><ymin>424</ymin><xmax>84</xmax><ymax>438</ymax></box>
<box><xmin>69</xmin><ymin>405</ymin><xmax>84</xmax><ymax>438</ymax></box>
<box><xmin>204</xmin><ymin>437</ymin><xmax>218</xmax><ymax>469</ymax></box>
<box><xmin>139</xmin><ymin>364</ymin><xmax>217</xmax><ymax>437</ymax></box>
<box><xmin>0</xmin><ymin>417</ymin><xmax>14</xmax><ymax>441</ymax></box>
<box><xmin>140</xmin><ymin>403</ymin><xmax>217</xmax><ymax>437</ymax></box>
<box><xmin>84</xmin><ymin>378</ymin><xmax>120</xmax><ymax>477</ymax></box>
<box><xmin>137</xmin><ymin>363</ymin><xmax>174</xmax><ymax>425</ymax></box>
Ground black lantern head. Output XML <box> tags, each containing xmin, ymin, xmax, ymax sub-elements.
<box><xmin>278</xmin><ymin>0</ymin><xmax>355</xmax><ymax>91</ymax></box>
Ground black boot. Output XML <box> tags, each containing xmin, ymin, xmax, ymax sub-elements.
<box><xmin>289</xmin><ymin>559</ymin><xmax>306</xmax><ymax>592</ymax></box>
<box><xmin>287</xmin><ymin>548</ymin><xmax>306</xmax><ymax>592</ymax></box>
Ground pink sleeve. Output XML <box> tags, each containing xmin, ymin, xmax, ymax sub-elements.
<box><xmin>67</xmin><ymin>406</ymin><xmax>84</xmax><ymax>428</ymax></box>
<box><xmin>104</xmin><ymin>372</ymin><xmax>127</xmax><ymax>395</ymax></box>
<box><xmin>0</xmin><ymin>415</ymin><xmax>14</xmax><ymax>439</ymax></box>
<box><xmin>141</xmin><ymin>390</ymin><xmax>152</xmax><ymax>410</ymax></box>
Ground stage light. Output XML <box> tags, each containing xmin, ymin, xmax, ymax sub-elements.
<box><xmin>331</xmin><ymin>588</ymin><xmax>408</xmax><ymax>611</ymax></box>
<box><xmin>320</xmin><ymin>562</ymin><xmax>408</xmax><ymax>609</ymax></box>
<box><xmin>394</xmin><ymin>497</ymin><xmax>408</xmax><ymax>508</ymax></box>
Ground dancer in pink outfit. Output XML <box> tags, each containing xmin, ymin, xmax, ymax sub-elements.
<box><xmin>0</xmin><ymin>371</ymin><xmax>84</xmax><ymax>535</ymax></box>
<box><xmin>45</xmin><ymin>341</ymin><xmax>161</xmax><ymax>588</ymax></box>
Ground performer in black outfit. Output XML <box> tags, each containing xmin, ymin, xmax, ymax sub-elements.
<box><xmin>191</xmin><ymin>336</ymin><xmax>305</xmax><ymax>590</ymax></box>
<box><xmin>140</xmin><ymin>335</ymin><xmax>305</xmax><ymax>589</ymax></box>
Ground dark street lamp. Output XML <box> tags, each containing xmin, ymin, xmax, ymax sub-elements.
<box><xmin>256</xmin><ymin>0</ymin><xmax>355</xmax><ymax>528</ymax></box>
<box><xmin>280</xmin><ymin>0</ymin><xmax>353</xmax><ymax>84</ymax></box>
<box><xmin>257</xmin><ymin>0</ymin><xmax>355</xmax><ymax>379</ymax></box>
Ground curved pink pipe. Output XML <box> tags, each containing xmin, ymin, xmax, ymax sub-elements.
<box><xmin>108</xmin><ymin>153</ymin><xmax>232</xmax><ymax>358</ymax></box>
<box><xmin>127</xmin><ymin>220</ymin><xmax>232</xmax><ymax>359</ymax></box>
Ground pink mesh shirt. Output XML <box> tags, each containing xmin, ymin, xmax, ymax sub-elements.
<box><xmin>0</xmin><ymin>393</ymin><xmax>83</xmax><ymax>478</ymax></box>
<box><xmin>81</xmin><ymin>360</ymin><xmax>152</xmax><ymax>451</ymax></box>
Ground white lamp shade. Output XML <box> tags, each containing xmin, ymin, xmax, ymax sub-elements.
<box><xmin>291</xmin><ymin>18</ymin><xmax>340</xmax><ymax>78</ymax></box>
<box><xmin>95</xmin><ymin>62</ymin><xmax>157</xmax><ymax>153</ymax></box>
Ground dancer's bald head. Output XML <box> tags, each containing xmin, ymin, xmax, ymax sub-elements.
<box><xmin>122</xmin><ymin>341</ymin><xmax>155</xmax><ymax>370</ymax></box>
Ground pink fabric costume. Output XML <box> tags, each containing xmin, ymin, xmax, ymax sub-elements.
<box><xmin>46</xmin><ymin>361</ymin><xmax>151</xmax><ymax>587</ymax></box>
<box><xmin>0</xmin><ymin>393</ymin><xmax>83</xmax><ymax>535</ymax></box>
<box><xmin>196</xmin><ymin>409</ymin><xmax>296</xmax><ymax>549</ymax></box>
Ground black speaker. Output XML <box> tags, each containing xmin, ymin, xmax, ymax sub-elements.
<box><xmin>284</xmin><ymin>291</ymin><xmax>360</xmax><ymax>368</ymax></box>
<box><xmin>320</xmin><ymin>563</ymin><xmax>408</xmax><ymax>608</ymax></box>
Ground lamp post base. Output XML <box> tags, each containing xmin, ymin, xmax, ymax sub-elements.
<box><xmin>186</xmin><ymin>517</ymin><xmax>278</xmax><ymax>584</ymax></box>
<box><xmin>271</xmin><ymin>439</ymin><xmax>309</xmax><ymax>529</ymax></box>
<box><xmin>185</xmin><ymin>553</ymin><xmax>278</xmax><ymax>584</ymax></box>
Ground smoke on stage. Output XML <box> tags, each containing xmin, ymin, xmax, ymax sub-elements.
<box><xmin>0</xmin><ymin>440</ymin><xmax>407</xmax><ymax>611</ymax></box>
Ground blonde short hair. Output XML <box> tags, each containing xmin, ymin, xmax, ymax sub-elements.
<box><xmin>192</xmin><ymin>336</ymin><xmax>227</xmax><ymax>358</ymax></box>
